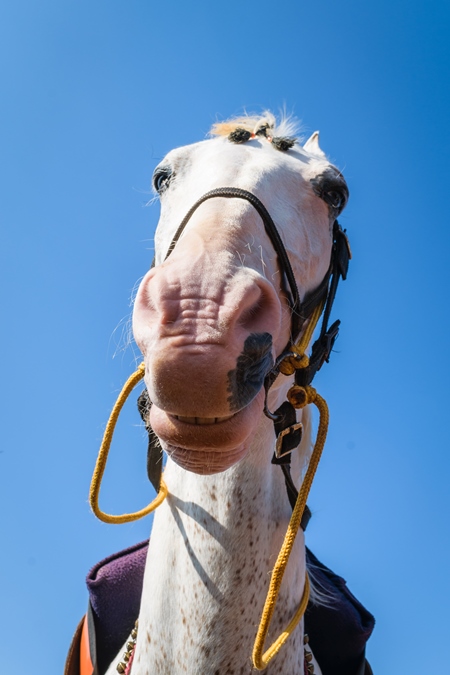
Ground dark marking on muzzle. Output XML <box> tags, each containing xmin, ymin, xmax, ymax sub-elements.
<box><xmin>227</xmin><ymin>332</ymin><xmax>274</xmax><ymax>412</ymax></box>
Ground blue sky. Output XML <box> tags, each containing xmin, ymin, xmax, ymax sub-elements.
<box><xmin>1</xmin><ymin>1</ymin><xmax>449</xmax><ymax>672</ymax></box>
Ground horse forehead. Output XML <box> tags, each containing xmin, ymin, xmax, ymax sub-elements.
<box><xmin>163</xmin><ymin>137</ymin><xmax>331</xmax><ymax>184</ymax></box>
<box><xmin>155</xmin><ymin>139</ymin><xmax>336</xmax><ymax>262</ymax></box>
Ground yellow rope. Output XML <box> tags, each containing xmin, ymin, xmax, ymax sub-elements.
<box><xmin>252</xmin><ymin>387</ymin><xmax>329</xmax><ymax>670</ymax></box>
<box><xmin>89</xmin><ymin>362</ymin><xmax>168</xmax><ymax>524</ymax></box>
<box><xmin>293</xmin><ymin>303</ymin><xmax>324</xmax><ymax>356</ymax></box>
<box><xmin>279</xmin><ymin>303</ymin><xmax>324</xmax><ymax>375</ymax></box>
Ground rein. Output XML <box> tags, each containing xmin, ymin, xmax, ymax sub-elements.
<box><xmin>89</xmin><ymin>188</ymin><xmax>351</xmax><ymax>671</ymax></box>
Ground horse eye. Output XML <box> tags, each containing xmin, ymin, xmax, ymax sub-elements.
<box><xmin>153</xmin><ymin>166</ymin><xmax>173</xmax><ymax>194</ymax></box>
<box><xmin>325</xmin><ymin>190</ymin><xmax>344</xmax><ymax>210</ymax></box>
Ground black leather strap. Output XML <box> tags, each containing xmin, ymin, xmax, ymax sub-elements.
<box><xmin>270</xmin><ymin>400</ymin><xmax>311</xmax><ymax>529</ymax></box>
<box><xmin>137</xmin><ymin>389</ymin><xmax>163</xmax><ymax>493</ymax></box>
<box><xmin>63</xmin><ymin>603</ymin><xmax>100</xmax><ymax>675</ymax></box>
<box><xmin>272</xmin><ymin>401</ymin><xmax>303</xmax><ymax>455</ymax></box>
<box><xmin>294</xmin><ymin>320</ymin><xmax>341</xmax><ymax>387</ymax></box>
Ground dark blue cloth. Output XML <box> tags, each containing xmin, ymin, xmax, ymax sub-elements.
<box><xmin>305</xmin><ymin>548</ymin><xmax>375</xmax><ymax>675</ymax></box>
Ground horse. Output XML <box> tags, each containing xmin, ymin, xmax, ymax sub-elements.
<box><xmin>66</xmin><ymin>113</ymin><xmax>374</xmax><ymax>675</ymax></box>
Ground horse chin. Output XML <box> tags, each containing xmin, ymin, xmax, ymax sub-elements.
<box><xmin>163</xmin><ymin>442</ymin><xmax>250</xmax><ymax>475</ymax></box>
<box><xmin>149</xmin><ymin>390</ymin><xmax>265</xmax><ymax>475</ymax></box>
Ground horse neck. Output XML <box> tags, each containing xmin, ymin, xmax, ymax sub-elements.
<box><xmin>131</xmin><ymin>410</ymin><xmax>309</xmax><ymax>675</ymax></box>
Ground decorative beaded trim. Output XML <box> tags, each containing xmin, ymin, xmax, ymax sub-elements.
<box><xmin>116</xmin><ymin>622</ymin><xmax>313</xmax><ymax>674</ymax></box>
<box><xmin>116</xmin><ymin>619</ymin><xmax>138</xmax><ymax>674</ymax></box>
<box><xmin>304</xmin><ymin>633</ymin><xmax>315</xmax><ymax>674</ymax></box>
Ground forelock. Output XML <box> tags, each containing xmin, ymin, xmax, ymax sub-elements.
<box><xmin>210</xmin><ymin>111</ymin><xmax>302</xmax><ymax>142</ymax></box>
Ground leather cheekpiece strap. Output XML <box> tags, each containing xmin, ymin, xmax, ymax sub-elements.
<box><xmin>137</xmin><ymin>389</ymin><xmax>163</xmax><ymax>494</ymax></box>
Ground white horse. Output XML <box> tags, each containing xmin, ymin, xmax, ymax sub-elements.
<box><xmin>98</xmin><ymin>113</ymin><xmax>356</xmax><ymax>675</ymax></box>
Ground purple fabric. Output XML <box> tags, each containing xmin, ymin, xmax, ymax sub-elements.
<box><xmin>305</xmin><ymin>547</ymin><xmax>375</xmax><ymax>675</ymax></box>
<box><xmin>86</xmin><ymin>541</ymin><xmax>374</xmax><ymax>675</ymax></box>
<box><xmin>86</xmin><ymin>539</ymin><xmax>148</xmax><ymax>675</ymax></box>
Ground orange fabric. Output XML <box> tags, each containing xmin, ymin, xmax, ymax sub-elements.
<box><xmin>80</xmin><ymin>615</ymin><xmax>94</xmax><ymax>675</ymax></box>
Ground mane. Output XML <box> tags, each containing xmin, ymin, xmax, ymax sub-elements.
<box><xmin>210</xmin><ymin>111</ymin><xmax>302</xmax><ymax>143</ymax></box>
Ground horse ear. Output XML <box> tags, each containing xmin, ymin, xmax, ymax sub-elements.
<box><xmin>303</xmin><ymin>131</ymin><xmax>326</xmax><ymax>158</ymax></box>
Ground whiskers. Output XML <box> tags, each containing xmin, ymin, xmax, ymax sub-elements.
<box><xmin>109</xmin><ymin>275</ymin><xmax>144</xmax><ymax>366</ymax></box>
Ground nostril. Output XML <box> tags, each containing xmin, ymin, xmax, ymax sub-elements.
<box><xmin>134</xmin><ymin>269</ymin><xmax>158</xmax><ymax>318</ymax></box>
<box><xmin>227</xmin><ymin>332</ymin><xmax>274</xmax><ymax>412</ymax></box>
<box><xmin>239</xmin><ymin>298</ymin><xmax>264</xmax><ymax>329</ymax></box>
<box><xmin>237</xmin><ymin>281</ymin><xmax>281</xmax><ymax>336</ymax></box>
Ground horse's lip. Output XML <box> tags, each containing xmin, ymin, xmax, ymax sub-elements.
<box><xmin>169</xmin><ymin>413</ymin><xmax>236</xmax><ymax>425</ymax></box>
<box><xmin>149</xmin><ymin>392</ymin><xmax>264</xmax><ymax>453</ymax></box>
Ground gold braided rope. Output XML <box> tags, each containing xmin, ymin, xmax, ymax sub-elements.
<box><xmin>252</xmin><ymin>387</ymin><xmax>329</xmax><ymax>670</ymax></box>
<box><xmin>279</xmin><ymin>303</ymin><xmax>324</xmax><ymax>375</ymax></box>
<box><xmin>89</xmin><ymin>362</ymin><xmax>168</xmax><ymax>524</ymax></box>
<box><xmin>250</xmin><ymin>299</ymin><xmax>328</xmax><ymax>669</ymax></box>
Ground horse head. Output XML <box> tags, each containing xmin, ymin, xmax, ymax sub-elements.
<box><xmin>133</xmin><ymin>114</ymin><xmax>348</xmax><ymax>476</ymax></box>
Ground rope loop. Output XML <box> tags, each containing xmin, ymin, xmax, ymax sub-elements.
<box><xmin>279</xmin><ymin>353</ymin><xmax>309</xmax><ymax>375</ymax></box>
<box><xmin>286</xmin><ymin>384</ymin><xmax>318</xmax><ymax>409</ymax></box>
<box><xmin>89</xmin><ymin>362</ymin><xmax>168</xmax><ymax>524</ymax></box>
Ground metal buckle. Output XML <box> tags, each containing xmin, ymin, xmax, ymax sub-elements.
<box><xmin>275</xmin><ymin>422</ymin><xmax>303</xmax><ymax>459</ymax></box>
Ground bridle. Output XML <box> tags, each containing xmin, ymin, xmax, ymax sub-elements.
<box><xmin>163</xmin><ymin>186</ymin><xmax>350</xmax><ymax>344</ymax></box>
<box><xmin>147</xmin><ymin>187</ymin><xmax>351</xmax><ymax>505</ymax></box>
<box><xmin>88</xmin><ymin>185</ymin><xmax>351</xmax><ymax>671</ymax></box>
